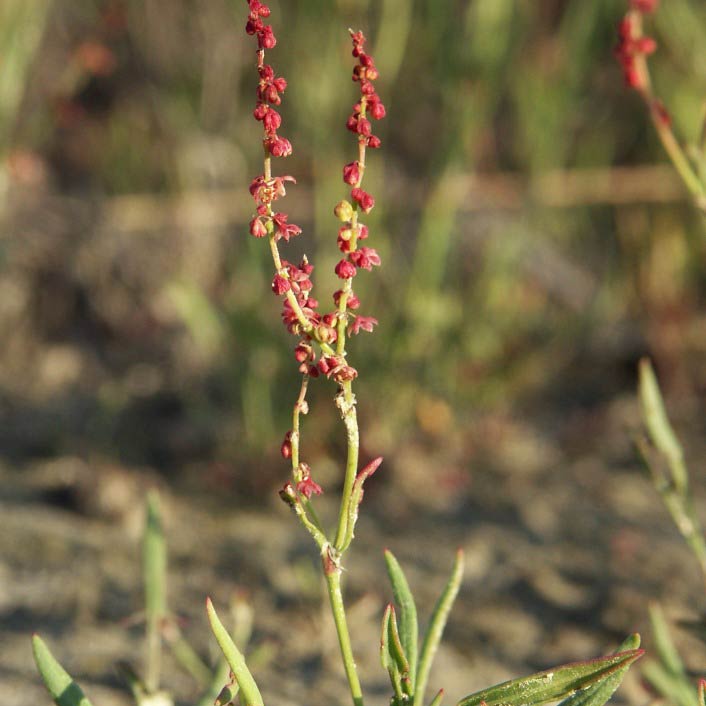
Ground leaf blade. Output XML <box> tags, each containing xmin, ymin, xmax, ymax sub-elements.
<box><xmin>384</xmin><ymin>550</ymin><xmax>419</xmax><ymax>689</ymax></box>
<box><xmin>206</xmin><ymin>598</ymin><xmax>264</xmax><ymax>706</ymax></box>
<box><xmin>414</xmin><ymin>549</ymin><xmax>464</xmax><ymax>706</ymax></box>
<box><xmin>32</xmin><ymin>634</ymin><xmax>93</xmax><ymax>706</ymax></box>
<box><xmin>456</xmin><ymin>648</ymin><xmax>644</xmax><ymax>706</ymax></box>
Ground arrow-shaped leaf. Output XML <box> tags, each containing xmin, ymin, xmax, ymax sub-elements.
<box><xmin>457</xmin><ymin>646</ymin><xmax>644</xmax><ymax>706</ymax></box>
<box><xmin>557</xmin><ymin>634</ymin><xmax>640</xmax><ymax>706</ymax></box>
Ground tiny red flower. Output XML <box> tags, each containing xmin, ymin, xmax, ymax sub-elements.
<box><xmin>297</xmin><ymin>475</ymin><xmax>323</xmax><ymax>499</ymax></box>
<box><xmin>335</xmin><ymin>259</ymin><xmax>357</xmax><ymax>279</ymax></box>
<box><xmin>250</xmin><ymin>216</ymin><xmax>268</xmax><ymax>238</ymax></box>
<box><xmin>343</xmin><ymin>161</ymin><xmax>361</xmax><ymax>186</ymax></box>
<box><xmin>258</xmin><ymin>25</ymin><xmax>277</xmax><ymax>49</ymax></box>
<box><xmin>272</xmin><ymin>273</ymin><xmax>291</xmax><ymax>295</ymax></box>
<box><xmin>281</xmin><ymin>431</ymin><xmax>292</xmax><ymax>459</ymax></box>
<box><xmin>351</xmin><ymin>187</ymin><xmax>375</xmax><ymax>213</ymax></box>
<box><xmin>349</xmin><ymin>315</ymin><xmax>378</xmax><ymax>335</ymax></box>
<box><xmin>349</xmin><ymin>246</ymin><xmax>381</xmax><ymax>270</ymax></box>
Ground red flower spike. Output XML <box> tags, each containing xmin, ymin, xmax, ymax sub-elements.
<box><xmin>367</xmin><ymin>135</ymin><xmax>382</xmax><ymax>149</ymax></box>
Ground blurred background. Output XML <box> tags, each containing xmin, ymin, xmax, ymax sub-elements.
<box><xmin>2</xmin><ymin>0</ymin><xmax>706</xmax><ymax>705</ymax></box>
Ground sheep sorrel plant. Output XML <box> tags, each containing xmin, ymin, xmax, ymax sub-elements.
<box><xmin>33</xmin><ymin>3</ymin><xmax>645</xmax><ymax>706</ymax></box>
<box><xmin>615</xmin><ymin>0</ymin><xmax>706</xmax><ymax>212</ymax></box>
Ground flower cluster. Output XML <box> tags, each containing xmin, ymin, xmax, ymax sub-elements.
<box><xmin>614</xmin><ymin>1</ymin><xmax>658</xmax><ymax>91</ymax></box>
<box><xmin>333</xmin><ymin>30</ymin><xmax>385</xmax><ymax>334</ymax></box>
<box><xmin>245</xmin><ymin>3</ymin><xmax>385</xmax><ymax>501</ymax></box>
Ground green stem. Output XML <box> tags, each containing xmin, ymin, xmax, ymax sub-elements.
<box><xmin>334</xmin><ymin>382</ymin><xmax>359</xmax><ymax>550</ymax></box>
<box><xmin>324</xmin><ymin>553</ymin><xmax>365</xmax><ymax>706</ymax></box>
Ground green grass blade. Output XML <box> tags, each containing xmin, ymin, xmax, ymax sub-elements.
<box><xmin>557</xmin><ymin>634</ymin><xmax>641</xmax><ymax>706</ymax></box>
<box><xmin>414</xmin><ymin>549</ymin><xmax>464</xmax><ymax>706</ymax></box>
<box><xmin>384</xmin><ymin>550</ymin><xmax>419</xmax><ymax>689</ymax></box>
<box><xmin>456</xmin><ymin>647</ymin><xmax>644</xmax><ymax>706</ymax></box>
<box><xmin>206</xmin><ymin>598</ymin><xmax>264</xmax><ymax>706</ymax></box>
<box><xmin>32</xmin><ymin>635</ymin><xmax>93</xmax><ymax>706</ymax></box>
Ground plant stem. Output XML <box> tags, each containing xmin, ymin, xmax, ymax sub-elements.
<box><xmin>632</xmin><ymin>12</ymin><xmax>706</xmax><ymax>210</ymax></box>
<box><xmin>334</xmin><ymin>381</ymin><xmax>359</xmax><ymax>550</ymax></box>
<box><xmin>324</xmin><ymin>551</ymin><xmax>364</xmax><ymax>706</ymax></box>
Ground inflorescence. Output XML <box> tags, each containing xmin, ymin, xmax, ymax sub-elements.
<box><xmin>244</xmin><ymin>0</ymin><xmax>385</xmax><ymax>500</ymax></box>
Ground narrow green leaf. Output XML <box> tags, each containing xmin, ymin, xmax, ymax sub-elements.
<box><xmin>557</xmin><ymin>634</ymin><xmax>641</xmax><ymax>706</ymax></box>
<box><xmin>638</xmin><ymin>358</ymin><xmax>688</xmax><ymax>494</ymax></box>
<box><xmin>456</xmin><ymin>648</ymin><xmax>644</xmax><ymax>706</ymax></box>
<box><xmin>206</xmin><ymin>598</ymin><xmax>264</xmax><ymax>706</ymax></box>
<box><xmin>32</xmin><ymin>635</ymin><xmax>93</xmax><ymax>706</ymax></box>
<box><xmin>384</xmin><ymin>550</ymin><xmax>419</xmax><ymax>688</ymax></box>
<box><xmin>642</xmin><ymin>660</ymin><xmax>698</xmax><ymax>706</ymax></box>
<box><xmin>388</xmin><ymin>605</ymin><xmax>411</xmax><ymax>676</ymax></box>
<box><xmin>144</xmin><ymin>492</ymin><xmax>167</xmax><ymax>620</ymax></box>
<box><xmin>414</xmin><ymin>549</ymin><xmax>465</xmax><ymax>706</ymax></box>
<box><xmin>649</xmin><ymin>602</ymin><xmax>686</xmax><ymax>677</ymax></box>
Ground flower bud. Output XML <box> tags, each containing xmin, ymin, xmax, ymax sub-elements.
<box><xmin>316</xmin><ymin>324</ymin><xmax>336</xmax><ymax>344</ymax></box>
<box><xmin>343</xmin><ymin>161</ymin><xmax>361</xmax><ymax>185</ymax></box>
<box><xmin>334</xmin><ymin>200</ymin><xmax>354</xmax><ymax>222</ymax></box>
<box><xmin>335</xmin><ymin>259</ymin><xmax>357</xmax><ymax>279</ymax></box>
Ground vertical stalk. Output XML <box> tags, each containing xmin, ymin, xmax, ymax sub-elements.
<box><xmin>324</xmin><ymin>554</ymin><xmax>364</xmax><ymax>706</ymax></box>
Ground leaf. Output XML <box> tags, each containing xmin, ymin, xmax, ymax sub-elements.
<box><xmin>144</xmin><ymin>492</ymin><xmax>167</xmax><ymax>621</ymax></box>
<box><xmin>429</xmin><ymin>689</ymin><xmax>445</xmax><ymax>706</ymax></box>
<box><xmin>384</xmin><ymin>550</ymin><xmax>419</xmax><ymax>689</ymax></box>
<box><xmin>32</xmin><ymin>634</ymin><xmax>93</xmax><ymax>706</ymax></box>
<box><xmin>638</xmin><ymin>358</ymin><xmax>687</xmax><ymax>494</ymax></box>
<box><xmin>649</xmin><ymin>602</ymin><xmax>686</xmax><ymax>677</ymax></box>
<box><xmin>414</xmin><ymin>549</ymin><xmax>464</xmax><ymax>706</ymax></box>
<box><xmin>381</xmin><ymin>604</ymin><xmax>392</xmax><ymax>672</ymax></box>
<box><xmin>206</xmin><ymin>598</ymin><xmax>264</xmax><ymax>706</ymax></box>
<box><xmin>387</xmin><ymin>605</ymin><xmax>411</xmax><ymax>676</ymax></box>
<box><xmin>144</xmin><ymin>491</ymin><xmax>167</xmax><ymax>692</ymax></box>
<box><xmin>557</xmin><ymin>634</ymin><xmax>640</xmax><ymax>706</ymax></box>
<box><xmin>456</xmin><ymin>647</ymin><xmax>644</xmax><ymax>706</ymax></box>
